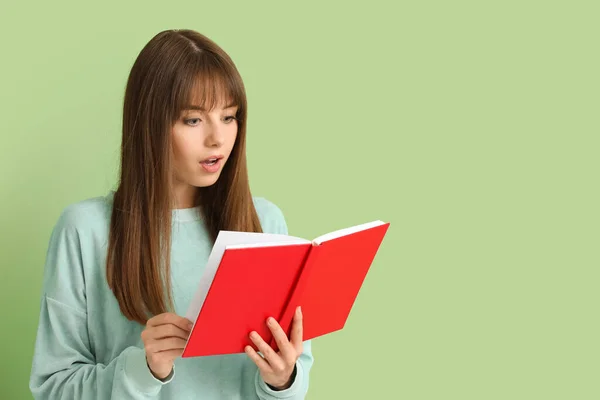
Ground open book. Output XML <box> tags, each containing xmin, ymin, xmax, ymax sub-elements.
<box><xmin>182</xmin><ymin>220</ymin><xmax>390</xmax><ymax>358</ymax></box>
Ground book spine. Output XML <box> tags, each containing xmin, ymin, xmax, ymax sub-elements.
<box><xmin>270</xmin><ymin>244</ymin><xmax>323</xmax><ymax>350</ymax></box>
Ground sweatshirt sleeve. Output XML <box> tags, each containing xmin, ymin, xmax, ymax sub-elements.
<box><xmin>29</xmin><ymin>206</ymin><xmax>171</xmax><ymax>399</ymax></box>
<box><xmin>253</xmin><ymin>199</ymin><xmax>315</xmax><ymax>399</ymax></box>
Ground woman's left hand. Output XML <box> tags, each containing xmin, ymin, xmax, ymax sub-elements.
<box><xmin>245</xmin><ymin>306</ymin><xmax>303</xmax><ymax>390</ymax></box>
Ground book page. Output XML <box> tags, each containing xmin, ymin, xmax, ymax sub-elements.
<box><xmin>312</xmin><ymin>220</ymin><xmax>386</xmax><ymax>245</ymax></box>
<box><xmin>184</xmin><ymin>231</ymin><xmax>310</xmax><ymax>322</ymax></box>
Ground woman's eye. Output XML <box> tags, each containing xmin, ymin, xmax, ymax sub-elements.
<box><xmin>184</xmin><ymin>116</ymin><xmax>236</xmax><ymax>126</ymax></box>
<box><xmin>185</xmin><ymin>118</ymin><xmax>201</xmax><ymax>126</ymax></box>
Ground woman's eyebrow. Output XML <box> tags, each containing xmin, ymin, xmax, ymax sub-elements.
<box><xmin>184</xmin><ymin>102</ymin><xmax>237</xmax><ymax>111</ymax></box>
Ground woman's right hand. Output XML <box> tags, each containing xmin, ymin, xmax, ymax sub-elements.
<box><xmin>141</xmin><ymin>312</ymin><xmax>193</xmax><ymax>380</ymax></box>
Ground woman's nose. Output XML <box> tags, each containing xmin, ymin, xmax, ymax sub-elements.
<box><xmin>205</xmin><ymin>124</ymin><xmax>224</xmax><ymax>147</ymax></box>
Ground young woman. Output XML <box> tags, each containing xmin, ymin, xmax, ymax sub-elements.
<box><xmin>29</xmin><ymin>29</ymin><xmax>313</xmax><ymax>399</ymax></box>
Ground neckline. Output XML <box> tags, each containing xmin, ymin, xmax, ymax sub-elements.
<box><xmin>173</xmin><ymin>205</ymin><xmax>203</xmax><ymax>222</ymax></box>
<box><xmin>105</xmin><ymin>190</ymin><xmax>203</xmax><ymax>222</ymax></box>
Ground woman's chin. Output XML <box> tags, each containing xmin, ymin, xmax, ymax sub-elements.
<box><xmin>191</xmin><ymin>174</ymin><xmax>221</xmax><ymax>188</ymax></box>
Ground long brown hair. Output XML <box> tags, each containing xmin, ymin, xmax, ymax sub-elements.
<box><xmin>106</xmin><ymin>29</ymin><xmax>263</xmax><ymax>325</ymax></box>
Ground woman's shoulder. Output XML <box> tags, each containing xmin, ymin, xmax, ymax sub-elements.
<box><xmin>52</xmin><ymin>191</ymin><xmax>114</xmax><ymax>235</ymax></box>
<box><xmin>252</xmin><ymin>196</ymin><xmax>288</xmax><ymax>235</ymax></box>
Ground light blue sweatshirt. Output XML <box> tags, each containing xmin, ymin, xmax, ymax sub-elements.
<box><xmin>29</xmin><ymin>191</ymin><xmax>313</xmax><ymax>399</ymax></box>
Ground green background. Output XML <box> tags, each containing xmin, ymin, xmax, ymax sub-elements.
<box><xmin>1</xmin><ymin>1</ymin><xmax>598</xmax><ymax>399</ymax></box>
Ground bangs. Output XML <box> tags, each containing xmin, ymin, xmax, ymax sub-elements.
<box><xmin>176</xmin><ymin>53</ymin><xmax>244</xmax><ymax>116</ymax></box>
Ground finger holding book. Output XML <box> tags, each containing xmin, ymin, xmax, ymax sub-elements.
<box><xmin>142</xmin><ymin>312</ymin><xmax>193</xmax><ymax>380</ymax></box>
<box><xmin>245</xmin><ymin>306</ymin><xmax>303</xmax><ymax>390</ymax></box>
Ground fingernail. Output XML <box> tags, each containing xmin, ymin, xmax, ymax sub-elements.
<box><xmin>297</xmin><ymin>306</ymin><xmax>302</xmax><ymax>315</ymax></box>
<box><xmin>267</xmin><ymin>317</ymin><xmax>274</xmax><ymax>325</ymax></box>
<box><xmin>187</xmin><ymin>321</ymin><xmax>193</xmax><ymax>329</ymax></box>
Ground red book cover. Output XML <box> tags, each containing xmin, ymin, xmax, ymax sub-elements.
<box><xmin>271</xmin><ymin>221</ymin><xmax>390</xmax><ymax>351</ymax></box>
<box><xmin>182</xmin><ymin>220</ymin><xmax>390</xmax><ymax>358</ymax></box>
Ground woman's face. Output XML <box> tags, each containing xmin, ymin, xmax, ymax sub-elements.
<box><xmin>171</xmin><ymin>100</ymin><xmax>239</xmax><ymax>207</ymax></box>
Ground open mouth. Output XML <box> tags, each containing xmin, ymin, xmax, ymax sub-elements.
<box><xmin>202</xmin><ymin>158</ymin><xmax>219</xmax><ymax>166</ymax></box>
<box><xmin>200</xmin><ymin>155</ymin><xmax>224</xmax><ymax>172</ymax></box>
<box><xmin>200</xmin><ymin>155</ymin><xmax>223</xmax><ymax>165</ymax></box>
